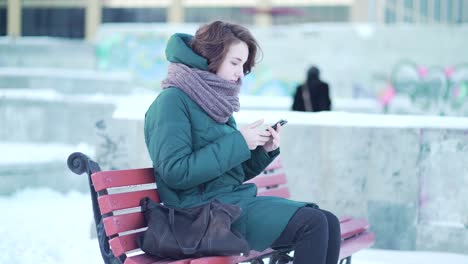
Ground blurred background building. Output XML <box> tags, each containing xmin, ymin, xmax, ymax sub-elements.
<box><xmin>1</xmin><ymin>0</ymin><xmax>467</xmax><ymax>40</ymax></box>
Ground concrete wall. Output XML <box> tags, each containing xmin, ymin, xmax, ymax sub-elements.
<box><xmin>0</xmin><ymin>37</ymin><xmax>96</xmax><ymax>69</ymax></box>
<box><xmin>0</xmin><ymin>96</ymin><xmax>115</xmax><ymax>144</ymax></box>
<box><xmin>0</xmin><ymin>68</ymin><xmax>133</xmax><ymax>94</ymax></box>
<box><xmin>93</xmin><ymin>112</ymin><xmax>468</xmax><ymax>254</ymax></box>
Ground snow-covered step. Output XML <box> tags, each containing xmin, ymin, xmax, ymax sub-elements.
<box><xmin>0</xmin><ymin>142</ymin><xmax>94</xmax><ymax>195</ymax></box>
<box><xmin>0</xmin><ymin>68</ymin><xmax>133</xmax><ymax>94</ymax></box>
<box><xmin>0</xmin><ymin>89</ymin><xmax>117</xmax><ymax>144</ymax></box>
<box><xmin>0</xmin><ymin>37</ymin><xmax>96</xmax><ymax>69</ymax></box>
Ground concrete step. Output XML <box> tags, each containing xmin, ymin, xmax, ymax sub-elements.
<box><xmin>0</xmin><ymin>68</ymin><xmax>133</xmax><ymax>94</ymax></box>
<box><xmin>0</xmin><ymin>89</ymin><xmax>117</xmax><ymax>144</ymax></box>
<box><xmin>0</xmin><ymin>37</ymin><xmax>96</xmax><ymax>69</ymax></box>
<box><xmin>0</xmin><ymin>142</ymin><xmax>94</xmax><ymax>195</ymax></box>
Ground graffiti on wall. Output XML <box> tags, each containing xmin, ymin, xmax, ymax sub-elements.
<box><xmin>96</xmin><ymin>32</ymin><xmax>296</xmax><ymax>96</ymax></box>
<box><xmin>417</xmin><ymin>128</ymin><xmax>468</xmax><ymax>228</ymax></box>
<box><xmin>96</xmin><ymin>32</ymin><xmax>170</xmax><ymax>89</ymax></box>
<box><xmin>382</xmin><ymin>60</ymin><xmax>468</xmax><ymax>114</ymax></box>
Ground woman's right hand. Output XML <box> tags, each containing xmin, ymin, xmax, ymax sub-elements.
<box><xmin>240</xmin><ymin>119</ymin><xmax>271</xmax><ymax>150</ymax></box>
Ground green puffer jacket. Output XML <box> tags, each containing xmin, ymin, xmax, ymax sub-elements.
<box><xmin>144</xmin><ymin>33</ymin><xmax>307</xmax><ymax>251</ymax></box>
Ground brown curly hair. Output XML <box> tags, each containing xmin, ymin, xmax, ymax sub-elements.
<box><xmin>191</xmin><ymin>21</ymin><xmax>261</xmax><ymax>75</ymax></box>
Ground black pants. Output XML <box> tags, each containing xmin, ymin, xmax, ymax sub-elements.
<box><xmin>271</xmin><ymin>207</ymin><xmax>341</xmax><ymax>264</ymax></box>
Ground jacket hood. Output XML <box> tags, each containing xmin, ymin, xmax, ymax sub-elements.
<box><xmin>165</xmin><ymin>33</ymin><xmax>209</xmax><ymax>71</ymax></box>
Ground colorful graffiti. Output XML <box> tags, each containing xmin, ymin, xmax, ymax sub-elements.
<box><xmin>96</xmin><ymin>32</ymin><xmax>296</xmax><ymax>96</ymax></box>
<box><xmin>383</xmin><ymin>60</ymin><xmax>468</xmax><ymax>114</ymax></box>
<box><xmin>96</xmin><ymin>32</ymin><xmax>170</xmax><ymax>89</ymax></box>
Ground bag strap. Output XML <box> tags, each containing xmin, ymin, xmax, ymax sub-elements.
<box><xmin>168</xmin><ymin>204</ymin><xmax>211</xmax><ymax>255</ymax></box>
<box><xmin>301</xmin><ymin>84</ymin><xmax>313</xmax><ymax>112</ymax></box>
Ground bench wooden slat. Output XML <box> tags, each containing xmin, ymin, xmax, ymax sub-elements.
<box><xmin>263</xmin><ymin>158</ymin><xmax>282</xmax><ymax>172</ymax></box>
<box><xmin>92</xmin><ymin>168</ymin><xmax>155</xmax><ymax>191</ymax></box>
<box><xmin>339</xmin><ymin>231</ymin><xmax>375</xmax><ymax>259</ymax></box>
<box><xmin>339</xmin><ymin>215</ymin><xmax>352</xmax><ymax>223</ymax></box>
<box><xmin>340</xmin><ymin>218</ymin><xmax>369</xmax><ymax>239</ymax></box>
<box><xmin>189</xmin><ymin>249</ymin><xmax>275</xmax><ymax>264</ymax></box>
<box><xmin>110</xmin><ymin>232</ymin><xmax>142</xmax><ymax>256</ymax></box>
<box><xmin>98</xmin><ymin>190</ymin><xmax>160</xmax><ymax>214</ymax></box>
<box><xmin>189</xmin><ymin>252</ymin><xmax>269</xmax><ymax>264</ymax></box>
<box><xmin>257</xmin><ymin>186</ymin><xmax>290</xmax><ymax>198</ymax></box>
<box><xmin>107</xmin><ymin>215</ymin><xmax>363</xmax><ymax>258</ymax></box>
<box><xmin>124</xmin><ymin>254</ymin><xmax>191</xmax><ymax>264</ymax></box>
<box><xmin>104</xmin><ymin>212</ymin><xmax>145</xmax><ymax>236</ymax></box>
<box><xmin>246</xmin><ymin>173</ymin><xmax>287</xmax><ymax>188</ymax></box>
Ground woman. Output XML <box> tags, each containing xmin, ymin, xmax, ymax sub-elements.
<box><xmin>144</xmin><ymin>21</ymin><xmax>340</xmax><ymax>264</ymax></box>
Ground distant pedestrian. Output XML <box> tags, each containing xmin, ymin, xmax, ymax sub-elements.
<box><xmin>292</xmin><ymin>66</ymin><xmax>331</xmax><ymax>112</ymax></box>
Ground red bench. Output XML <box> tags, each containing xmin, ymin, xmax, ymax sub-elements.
<box><xmin>68</xmin><ymin>152</ymin><xmax>374</xmax><ymax>264</ymax></box>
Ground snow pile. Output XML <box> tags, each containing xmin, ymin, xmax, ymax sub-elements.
<box><xmin>1</xmin><ymin>188</ymin><xmax>467</xmax><ymax>264</ymax></box>
<box><xmin>0</xmin><ymin>188</ymin><xmax>101</xmax><ymax>263</ymax></box>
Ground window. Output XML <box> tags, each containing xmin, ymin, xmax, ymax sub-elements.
<box><xmin>273</xmin><ymin>6</ymin><xmax>349</xmax><ymax>24</ymax></box>
<box><xmin>404</xmin><ymin>0</ymin><xmax>414</xmax><ymax>22</ymax></box>
<box><xmin>102</xmin><ymin>8</ymin><xmax>166</xmax><ymax>23</ymax></box>
<box><xmin>385</xmin><ymin>7</ymin><xmax>396</xmax><ymax>24</ymax></box>
<box><xmin>434</xmin><ymin>0</ymin><xmax>441</xmax><ymax>22</ymax></box>
<box><xmin>404</xmin><ymin>0</ymin><xmax>413</xmax><ymax>9</ymax></box>
<box><xmin>458</xmin><ymin>0</ymin><xmax>464</xmax><ymax>23</ymax></box>
<box><xmin>447</xmin><ymin>0</ymin><xmax>453</xmax><ymax>23</ymax></box>
<box><xmin>185</xmin><ymin>7</ymin><xmax>254</xmax><ymax>25</ymax></box>
<box><xmin>22</xmin><ymin>8</ymin><xmax>85</xmax><ymax>38</ymax></box>
<box><xmin>0</xmin><ymin>8</ymin><xmax>6</xmax><ymax>36</ymax></box>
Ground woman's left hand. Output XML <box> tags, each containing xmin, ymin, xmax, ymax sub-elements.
<box><xmin>263</xmin><ymin>124</ymin><xmax>281</xmax><ymax>152</ymax></box>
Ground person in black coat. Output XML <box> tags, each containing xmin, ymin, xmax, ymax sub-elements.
<box><xmin>292</xmin><ymin>66</ymin><xmax>331</xmax><ymax>112</ymax></box>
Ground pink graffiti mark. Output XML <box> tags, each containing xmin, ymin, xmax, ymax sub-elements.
<box><xmin>454</xmin><ymin>86</ymin><xmax>460</xmax><ymax>98</ymax></box>
<box><xmin>417</xmin><ymin>66</ymin><xmax>428</xmax><ymax>77</ymax></box>
<box><xmin>379</xmin><ymin>84</ymin><xmax>396</xmax><ymax>106</ymax></box>
<box><xmin>444</xmin><ymin>66</ymin><xmax>455</xmax><ymax>78</ymax></box>
<box><xmin>419</xmin><ymin>176</ymin><xmax>429</xmax><ymax>208</ymax></box>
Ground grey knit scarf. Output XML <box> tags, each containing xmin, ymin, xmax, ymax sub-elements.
<box><xmin>161</xmin><ymin>63</ymin><xmax>241</xmax><ymax>123</ymax></box>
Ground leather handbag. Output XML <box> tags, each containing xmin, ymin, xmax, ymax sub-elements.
<box><xmin>137</xmin><ymin>197</ymin><xmax>250</xmax><ymax>259</ymax></box>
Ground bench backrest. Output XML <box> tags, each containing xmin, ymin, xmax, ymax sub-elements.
<box><xmin>91</xmin><ymin>168</ymin><xmax>157</xmax><ymax>259</ymax></box>
<box><xmin>91</xmin><ymin>157</ymin><xmax>286</xmax><ymax>260</ymax></box>
<box><xmin>246</xmin><ymin>157</ymin><xmax>290</xmax><ymax>198</ymax></box>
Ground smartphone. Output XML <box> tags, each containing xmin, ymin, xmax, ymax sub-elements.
<box><xmin>270</xmin><ymin>119</ymin><xmax>288</xmax><ymax>130</ymax></box>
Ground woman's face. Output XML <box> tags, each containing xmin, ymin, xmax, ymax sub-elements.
<box><xmin>216</xmin><ymin>41</ymin><xmax>249</xmax><ymax>83</ymax></box>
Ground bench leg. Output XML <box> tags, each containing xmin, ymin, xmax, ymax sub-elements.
<box><xmin>339</xmin><ymin>256</ymin><xmax>351</xmax><ymax>264</ymax></box>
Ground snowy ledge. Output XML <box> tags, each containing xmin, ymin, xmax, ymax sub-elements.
<box><xmin>114</xmin><ymin>105</ymin><xmax>468</xmax><ymax>130</ymax></box>
<box><xmin>232</xmin><ymin>111</ymin><xmax>468</xmax><ymax>130</ymax></box>
<box><xmin>0</xmin><ymin>68</ymin><xmax>132</xmax><ymax>80</ymax></box>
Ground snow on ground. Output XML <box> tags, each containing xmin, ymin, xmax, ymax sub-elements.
<box><xmin>0</xmin><ymin>188</ymin><xmax>101</xmax><ymax>263</ymax></box>
<box><xmin>1</xmin><ymin>188</ymin><xmax>467</xmax><ymax>264</ymax></box>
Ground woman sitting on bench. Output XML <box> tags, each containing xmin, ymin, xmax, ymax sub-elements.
<box><xmin>144</xmin><ymin>20</ymin><xmax>341</xmax><ymax>264</ymax></box>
